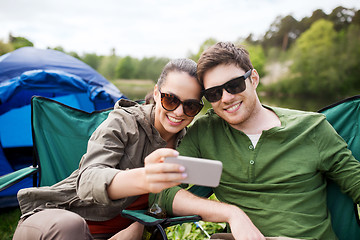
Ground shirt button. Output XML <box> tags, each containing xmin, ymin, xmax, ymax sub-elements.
<box><xmin>249</xmin><ymin>145</ymin><xmax>254</xmax><ymax>150</ymax></box>
<box><xmin>250</xmin><ymin>160</ymin><xmax>255</xmax><ymax>165</ymax></box>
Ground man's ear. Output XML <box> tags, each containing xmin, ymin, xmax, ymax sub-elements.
<box><xmin>250</xmin><ymin>69</ymin><xmax>260</xmax><ymax>89</ymax></box>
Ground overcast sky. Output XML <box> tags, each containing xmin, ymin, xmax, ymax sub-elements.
<box><xmin>1</xmin><ymin>0</ymin><xmax>359</xmax><ymax>58</ymax></box>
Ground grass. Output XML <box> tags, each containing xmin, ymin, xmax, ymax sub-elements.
<box><xmin>0</xmin><ymin>207</ymin><xmax>21</xmax><ymax>240</ymax></box>
<box><xmin>111</xmin><ymin>79</ymin><xmax>155</xmax><ymax>101</ymax></box>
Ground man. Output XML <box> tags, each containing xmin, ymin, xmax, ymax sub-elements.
<box><xmin>166</xmin><ymin>42</ymin><xmax>360</xmax><ymax>239</ymax></box>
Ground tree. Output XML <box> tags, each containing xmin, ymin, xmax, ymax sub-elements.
<box><xmin>261</xmin><ymin>6</ymin><xmax>359</xmax><ymax>55</ymax></box>
<box><xmin>244</xmin><ymin>34</ymin><xmax>260</xmax><ymax>45</ymax></box>
<box><xmin>9</xmin><ymin>34</ymin><xmax>33</xmax><ymax>49</ymax></box>
<box><xmin>291</xmin><ymin>19</ymin><xmax>338</xmax><ymax>96</ymax></box>
<box><xmin>263</xmin><ymin>15</ymin><xmax>300</xmax><ymax>51</ymax></box>
<box><xmin>49</xmin><ymin>46</ymin><xmax>65</xmax><ymax>52</ymax></box>
<box><xmin>298</xmin><ymin>9</ymin><xmax>327</xmax><ymax>33</ymax></box>
<box><xmin>328</xmin><ymin>6</ymin><xmax>354</xmax><ymax>31</ymax></box>
<box><xmin>135</xmin><ymin>57</ymin><xmax>169</xmax><ymax>81</ymax></box>
<box><xmin>116</xmin><ymin>56</ymin><xmax>135</xmax><ymax>79</ymax></box>
<box><xmin>188</xmin><ymin>38</ymin><xmax>217</xmax><ymax>61</ymax></box>
<box><xmin>97</xmin><ymin>55</ymin><xmax>119</xmax><ymax>80</ymax></box>
<box><xmin>0</xmin><ymin>40</ymin><xmax>14</xmax><ymax>55</ymax></box>
<box><xmin>82</xmin><ymin>53</ymin><xmax>103</xmax><ymax>70</ymax></box>
<box><xmin>235</xmin><ymin>41</ymin><xmax>266</xmax><ymax>78</ymax></box>
<box><xmin>339</xmin><ymin>24</ymin><xmax>360</xmax><ymax>90</ymax></box>
<box><xmin>352</xmin><ymin>10</ymin><xmax>360</xmax><ymax>25</ymax></box>
<box><xmin>68</xmin><ymin>51</ymin><xmax>81</xmax><ymax>60</ymax></box>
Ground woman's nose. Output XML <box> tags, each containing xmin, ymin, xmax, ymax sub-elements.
<box><xmin>172</xmin><ymin>103</ymin><xmax>185</xmax><ymax>116</ymax></box>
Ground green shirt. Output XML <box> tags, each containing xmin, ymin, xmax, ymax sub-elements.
<box><xmin>176</xmin><ymin>106</ymin><xmax>360</xmax><ymax>240</ymax></box>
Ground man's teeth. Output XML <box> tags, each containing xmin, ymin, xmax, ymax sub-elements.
<box><xmin>227</xmin><ymin>103</ymin><xmax>240</xmax><ymax>112</ymax></box>
<box><xmin>168</xmin><ymin>116</ymin><xmax>182</xmax><ymax>123</ymax></box>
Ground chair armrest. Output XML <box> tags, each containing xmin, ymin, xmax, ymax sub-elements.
<box><xmin>121</xmin><ymin>209</ymin><xmax>201</xmax><ymax>228</ymax></box>
<box><xmin>0</xmin><ymin>166</ymin><xmax>38</xmax><ymax>191</ymax></box>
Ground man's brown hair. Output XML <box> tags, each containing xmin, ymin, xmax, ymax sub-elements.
<box><xmin>197</xmin><ymin>42</ymin><xmax>253</xmax><ymax>86</ymax></box>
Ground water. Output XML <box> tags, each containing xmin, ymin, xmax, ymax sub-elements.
<box><xmin>259</xmin><ymin>94</ymin><xmax>336</xmax><ymax>112</ymax></box>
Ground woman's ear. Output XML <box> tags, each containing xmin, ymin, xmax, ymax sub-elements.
<box><xmin>153</xmin><ymin>84</ymin><xmax>159</xmax><ymax>102</ymax></box>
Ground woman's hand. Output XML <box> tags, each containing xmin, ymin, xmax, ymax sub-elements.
<box><xmin>143</xmin><ymin>148</ymin><xmax>186</xmax><ymax>193</ymax></box>
<box><xmin>107</xmin><ymin>148</ymin><xmax>186</xmax><ymax>199</ymax></box>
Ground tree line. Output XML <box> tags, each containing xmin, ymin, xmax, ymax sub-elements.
<box><xmin>262</xmin><ymin>6</ymin><xmax>360</xmax><ymax>99</ymax></box>
<box><xmin>1</xmin><ymin>6</ymin><xmax>359</xmax><ymax>99</ymax></box>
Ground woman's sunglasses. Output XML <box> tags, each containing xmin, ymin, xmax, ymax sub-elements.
<box><xmin>159</xmin><ymin>90</ymin><xmax>204</xmax><ymax>117</ymax></box>
<box><xmin>202</xmin><ymin>69</ymin><xmax>252</xmax><ymax>102</ymax></box>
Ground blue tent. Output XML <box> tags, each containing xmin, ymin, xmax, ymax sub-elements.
<box><xmin>0</xmin><ymin>47</ymin><xmax>126</xmax><ymax>207</ymax></box>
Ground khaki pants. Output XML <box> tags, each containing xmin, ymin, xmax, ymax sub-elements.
<box><xmin>12</xmin><ymin>209</ymin><xmax>112</xmax><ymax>240</ymax></box>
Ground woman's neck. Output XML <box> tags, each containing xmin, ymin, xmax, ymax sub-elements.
<box><xmin>158</xmin><ymin>130</ymin><xmax>176</xmax><ymax>149</ymax></box>
<box><xmin>165</xmin><ymin>136</ymin><xmax>177</xmax><ymax>149</ymax></box>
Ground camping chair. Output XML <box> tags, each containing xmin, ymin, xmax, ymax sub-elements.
<box><xmin>28</xmin><ymin>96</ymin><xmax>208</xmax><ymax>239</ymax></box>
<box><xmin>30</xmin><ymin>96</ymin><xmax>113</xmax><ymax>186</ymax></box>
<box><xmin>318</xmin><ymin>95</ymin><xmax>360</xmax><ymax>240</ymax></box>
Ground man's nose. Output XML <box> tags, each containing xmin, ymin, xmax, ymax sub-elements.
<box><xmin>221</xmin><ymin>89</ymin><xmax>235</xmax><ymax>103</ymax></box>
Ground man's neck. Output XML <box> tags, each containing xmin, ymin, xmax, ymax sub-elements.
<box><xmin>231</xmin><ymin>104</ymin><xmax>281</xmax><ymax>135</ymax></box>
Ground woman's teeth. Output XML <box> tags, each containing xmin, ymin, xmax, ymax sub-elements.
<box><xmin>168</xmin><ymin>115</ymin><xmax>181</xmax><ymax>123</ymax></box>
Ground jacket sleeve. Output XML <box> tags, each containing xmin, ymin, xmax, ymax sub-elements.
<box><xmin>76</xmin><ymin>109</ymin><xmax>137</xmax><ymax>204</ymax></box>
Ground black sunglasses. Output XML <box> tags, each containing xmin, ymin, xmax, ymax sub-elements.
<box><xmin>159</xmin><ymin>89</ymin><xmax>204</xmax><ymax>117</ymax></box>
<box><xmin>202</xmin><ymin>69</ymin><xmax>252</xmax><ymax>102</ymax></box>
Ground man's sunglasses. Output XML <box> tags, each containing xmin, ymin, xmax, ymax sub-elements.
<box><xmin>202</xmin><ymin>69</ymin><xmax>252</xmax><ymax>102</ymax></box>
<box><xmin>159</xmin><ymin>90</ymin><xmax>204</xmax><ymax>117</ymax></box>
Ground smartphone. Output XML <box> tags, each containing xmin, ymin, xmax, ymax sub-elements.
<box><xmin>164</xmin><ymin>155</ymin><xmax>223</xmax><ymax>187</ymax></box>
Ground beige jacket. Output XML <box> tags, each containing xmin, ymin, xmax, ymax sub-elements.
<box><xmin>17</xmin><ymin>99</ymin><xmax>186</xmax><ymax>221</ymax></box>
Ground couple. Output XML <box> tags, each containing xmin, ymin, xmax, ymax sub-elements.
<box><xmin>14</xmin><ymin>42</ymin><xmax>360</xmax><ymax>240</ymax></box>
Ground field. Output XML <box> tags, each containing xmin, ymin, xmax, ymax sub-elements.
<box><xmin>111</xmin><ymin>79</ymin><xmax>155</xmax><ymax>101</ymax></box>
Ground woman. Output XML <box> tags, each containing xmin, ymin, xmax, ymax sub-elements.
<box><xmin>13</xmin><ymin>58</ymin><xmax>204</xmax><ymax>240</ymax></box>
